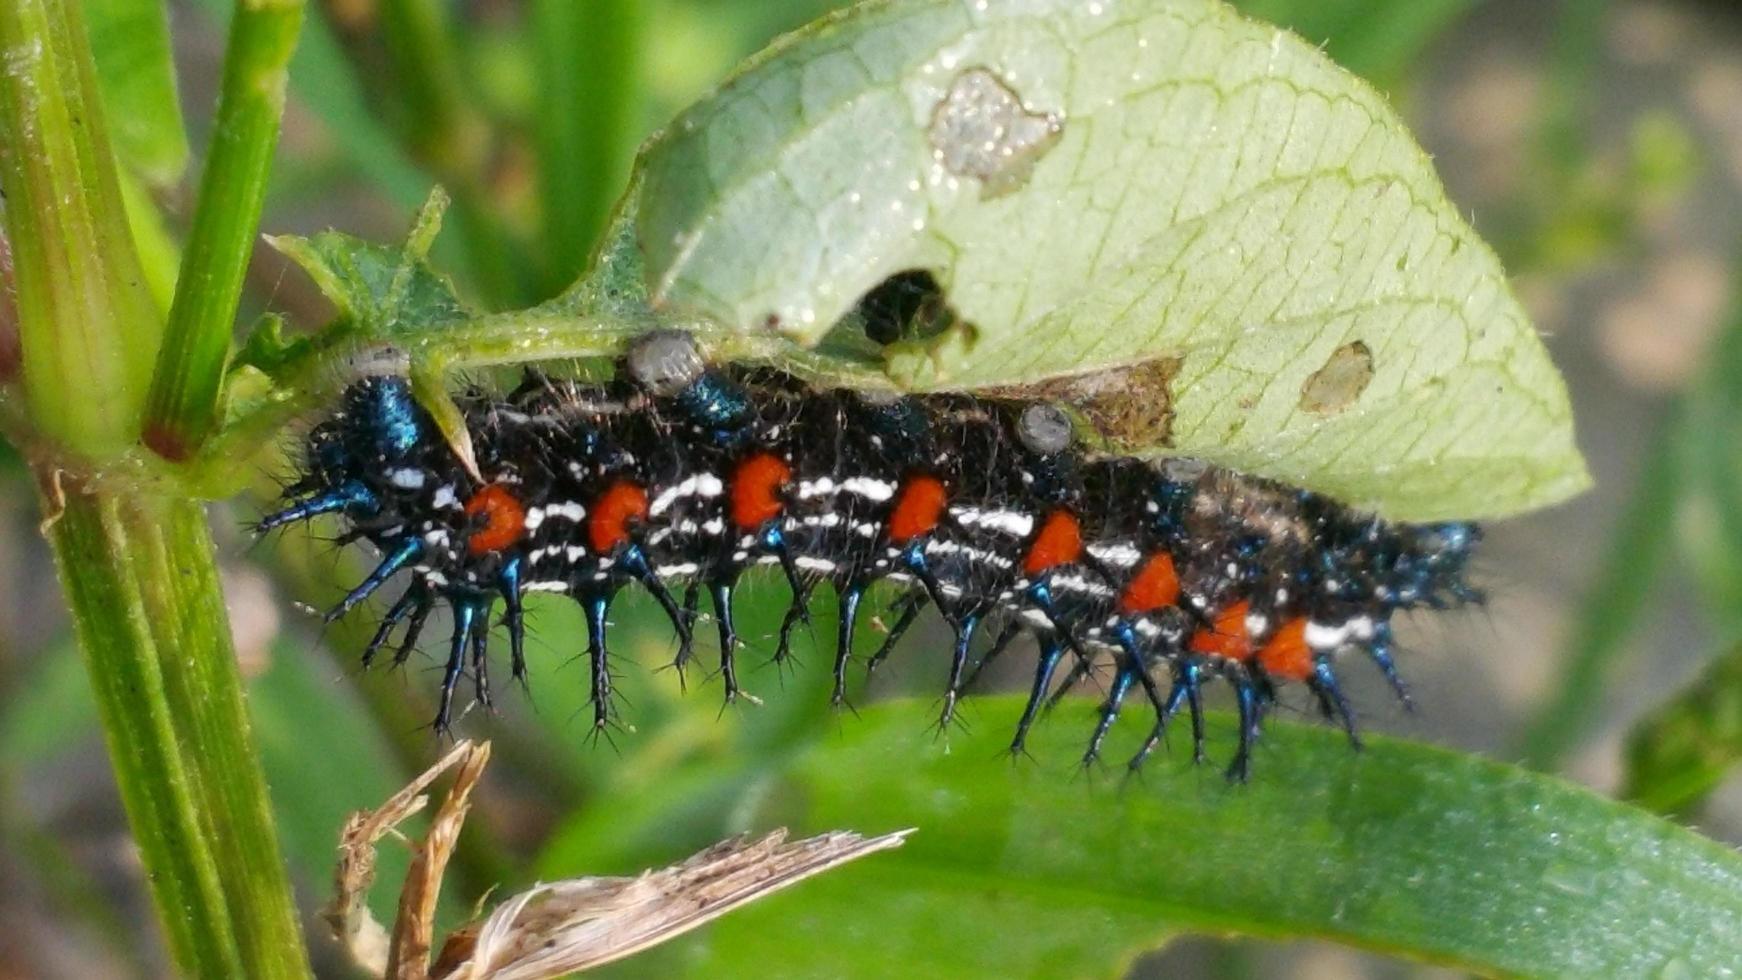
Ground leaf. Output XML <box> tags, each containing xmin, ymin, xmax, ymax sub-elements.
<box><xmin>86</xmin><ymin>0</ymin><xmax>188</xmax><ymax>185</ymax></box>
<box><xmin>565</xmin><ymin>697</ymin><xmax>1742</xmax><ymax>978</ymax></box>
<box><xmin>631</xmin><ymin>0</ymin><xmax>1586</xmax><ymax>521</ymax></box>
<box><xmin>1623</xmin><ymin>642</ymin><xmax>1742</xmax><ymax>818</ymax></box>
<box><xmin>266</xmin><ymin>233</ymin><xmax>471</xmax><ymax>335</ymax></box>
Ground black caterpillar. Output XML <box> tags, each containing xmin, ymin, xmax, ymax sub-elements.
<box><xmin>264</xmin><ymin>332</ymin><xmax>1481</xmax><ymax>779</ymax></box>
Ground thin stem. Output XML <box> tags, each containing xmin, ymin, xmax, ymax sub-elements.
<box><xmin>144</xmin><ymin>0</ymin><xmax>306</xmax><ymax>461</ymax></box>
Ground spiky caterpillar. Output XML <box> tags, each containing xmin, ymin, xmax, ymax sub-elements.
<box><xmin>264</xmin><ymin>332</ymin><xmax>1481</xmax><ymax>779</ymax></box>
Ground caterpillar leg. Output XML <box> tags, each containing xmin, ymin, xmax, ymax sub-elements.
<box><xmin>832</xmin><ymin>577</ymin><xmax>867</xmax><ymax>708</ymax></box>
<box><xmin>363</xmin><ymin>579</ymin><xmax>429</xmax><ymax>668</ymax></box>
<box><xmin>1082</xmin><ymin>656</ymin><xmax>1137</xmax><ymax>767</ymax></box>
<box><xmin>469</xmin><ymin>608</ymin><xmax>492</xmax><ymax>709</ymax></box>
<box><xmin>866</xmin><ymin>590</ymin><xmax>928</xmax><ymax>676</ymax></box>
<box><xmin>619</xmin><ymin>544</ymin><xmax>693</xmax><ymax>671</ymax></box>
<box><xmin>327</xmin><ymin>537</ymin><xmax>422</xmax><ymax>622</ymax></box>
<box><xmin>580</xmin><ymin>590</ymin><xmax>615</xmax><ymax>734</ymax></box>
<box><xmin>936</xmin><ymin>608</ymin><xmax>984</xmax><ymax>730</ymax></box>
<box><xmin>435</xmin><ymin>598</ymin><xmax>485</xmax><ymax>734</ymax></box>
<box><xmin>1309</xmin><ymin>658</ymin><xmax>1362</xmax><ymax>749</ymax></box>
<box><xmin>1226</xmin><ymin>671</ymin><xmax>1264</xmax><ymax>783</ymax></box>
<box><xmin>774</xmin><ymin>577</ymin><xmax>816</xmax><ymax>666</ymax></box>
<box><xmin>1010</xmin><ymin>635</ymin><xmax>1065</xmax><ymax>758</ymax></box>
<box><xmin>498</xmin><ymin>558</ymin><xmax>527</xmax><ymax>684</ymax></box>
<box><xmin>708</xmin><ymin>577</ymin><xmax>745</xmax><ymax>704</ymax></box>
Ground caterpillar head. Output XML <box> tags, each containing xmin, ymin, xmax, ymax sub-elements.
<box><xmin>264</xmin><ymin>376</ymin><xmax>434</xmax><ymax>532</ymax></box>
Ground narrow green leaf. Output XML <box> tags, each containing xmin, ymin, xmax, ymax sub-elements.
<box><xmin>631</xmin><ymin>0</ymin><xmax>1586</xmax><ymax>521</ymax></box>
<box><xmin>85</xmin><ymin>0</ymin><xmax>189</xmax><ymax>185</ymax></box>
<box><xmin>1514</xmin><ymin>403</ymin><xmax>1684</xmax><ymax>770</ymax></box>
<box><xmin>591</xmin><ymin>698</ymin><xmax>1742</xmax><ymax>978</ymax></box>
<box><xmin>145</xmin><ymin>0</ymin><xmax>305</xmax><ymax>461</ymax></box>
<box><xmin>531</xmin><ymin>0</ymin><xmax>645</xmax><ymax>292</ymax></box>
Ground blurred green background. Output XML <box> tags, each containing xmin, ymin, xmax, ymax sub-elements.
<box><xmin>3</xmin><ymin>0</ymin><xmax>1742</xmax><ymax>976</ymax></box>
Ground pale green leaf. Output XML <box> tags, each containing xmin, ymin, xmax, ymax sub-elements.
<box><xmin>86</xmin><ymin>0</ymin><xmax>188</xmax><ymax>185</ymax></box>
<box><xmin>632</xmin><ymin>0</ymin><xmax>1587</xmax><ymax>520</ymax></box>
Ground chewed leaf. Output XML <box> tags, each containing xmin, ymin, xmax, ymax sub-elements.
<box><xmin>266</xmin><ymin>191</ymin><xmax>470</xmax><ymax>337</ymax></box>
<box><xmin>631</xmin><ymin>0</ymin><xmax>1587</xmax><ymax>521</ymax></box>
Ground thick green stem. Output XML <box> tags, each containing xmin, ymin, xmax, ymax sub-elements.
<box><xmin>0</xmin><ymin>0</ymin><xmax>160</xmax><ymax>454</ymax></box>
<box><xmin>2</xmin><ymin>1</ymin><xmax>312</xmax><ymax>969</ymax></box>
<box><xmin>48</xmin><ymin>489</ymin><xmax>311</xmax><ymax>978</ymax></box>
<box><xmin>144</xmin><ymin>0</ymin><xmax>305</xmax><ymax>461</ymax></box>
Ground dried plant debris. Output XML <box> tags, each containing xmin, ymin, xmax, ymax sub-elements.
<box><xmin>327</xmin><ymin>740</ymin><xmax>911</xmax><ymax>979</ymax></box>
<box><xmin>433</xmin><ymin>829</ymin><xmax>913</xmax><ymax>979</ymax></box>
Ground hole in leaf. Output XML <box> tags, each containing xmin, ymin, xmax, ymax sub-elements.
<box><xmin>853</xmin><ymin>269</ymin><xmax>966</xmax><ymax>346</ymax></box>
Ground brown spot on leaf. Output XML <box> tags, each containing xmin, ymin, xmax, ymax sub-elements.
<box><xmin>984</xmin><ymin>358</ymin><xmax>1181</xmax><ymax>451</ymax></box>
<box><xmin>1299</xmin><ymin>341</ymin><xmax>1374</xmax><ymax>415</ymax></box>
<box><xmin>929</xmin><ymin>68</ymin><xmax>1064</xmax><ymax>199</ymax></box>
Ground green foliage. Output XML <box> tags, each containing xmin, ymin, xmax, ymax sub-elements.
<box><xmin>1626</xmin><ymin>643</ymin><xmax>1742</xmax><ymax>817</ymax></box>
<box><xmin>537</xmin><ymin>698</ymin><xmax>1742</xmax><ymax>977</ymax></box>
<box><xmin>8</xmin><ymin>0</ymin><xmax>1742</xmax><ymax>976</ymax></box>
<box><xmin>84</xmin><ymin>0</ymin><xmax>187</xmax><ymax>186</ymax></box>
<box><xmin>1232</xmin><ymin>0</ymin><xmax>1478</xmax><ymax>90</ymax></box>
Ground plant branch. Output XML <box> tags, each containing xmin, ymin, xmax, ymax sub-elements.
<box><xmin>0</xmin><ymin>0</ymin><xmax>160</xmax><ymax>454</ymax></box>
<box><xmin>47</xmin><ymin>489</ymin><xmax>310</xmax><ymax>976</ymax></box>
<box><xmin>144</xmin><ymin>0</ymin><xmax>306</xmax><ymax>460</ymax></box>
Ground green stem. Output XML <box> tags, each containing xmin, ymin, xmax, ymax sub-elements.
<box><xmin>0</xmin><ymin>0</ymin><xmax>161</xmax><ymax>454</ymax></box>
<box><xmin>48</xmin><ymin>489</ymin><xmax>310</xmax><ymax>977</ymax></box>
<box><xmin>144</xmin><ymin>0</ymin><xmax>305</xmax><ymax>461</ymax></box>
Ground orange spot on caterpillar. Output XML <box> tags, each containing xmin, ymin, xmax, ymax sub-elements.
<box><xmin>1023</xmin><ymin>509</ymin><xmax>1083</xmax><ymax>575</ymax></box>
<box><xmin>887</xmin><ymin>475</ymin><xmax>948</xmax><ymax>542</ymax></box>
<box><xmin>1119</xmin><ymin>552</ymin><xmax>1180</xmax><ymax>615</ymax></box>
<box><xmin>730</xmin><ymin>452</ymin><xmax>792</xmax><ymax>530</ymax></box>
<box><xmin>1190</xmin><ymin>600</ymin><xmax>1253</xmax><ymax>661</ymax></box>
<box><xmin>463</xmin><ymin>484</ymin><xmax>527</xmax><ymax>555</ymax></box>
<box><xmin>1257</xmin><ymin>617</ymin><xmax>1313</xmax><ymax>681</ymax></box>
<box><xmin>589</xmin><ymin>480</ymin><xmax>649</xmax><ymax>553</ymax></box>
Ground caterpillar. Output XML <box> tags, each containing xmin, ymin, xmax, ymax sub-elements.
<box><xmin>263</xmin><ymin>331</ymin><xmax>1482</xmax><ymax>780</ymax></box>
